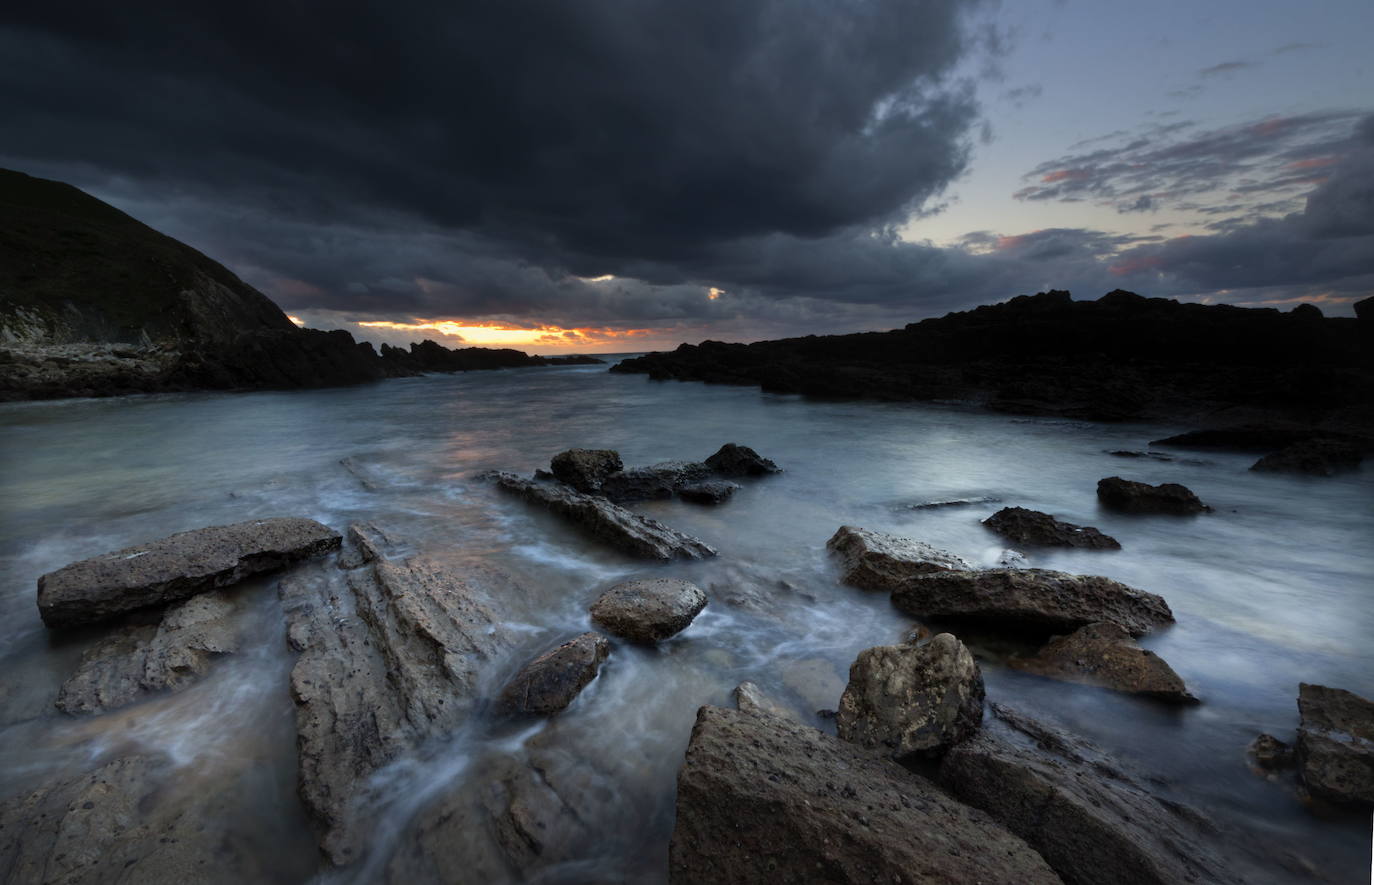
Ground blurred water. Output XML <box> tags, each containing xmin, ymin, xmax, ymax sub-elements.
<box><xmin>1</xmin><ymin>362</ymin><xmax>1371</xmax><ymax>882</ymax></box>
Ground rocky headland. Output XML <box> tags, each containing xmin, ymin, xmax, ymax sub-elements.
<box><xmin>612</xmin><ymin>288</ymin><xmax>1374</xmax><ymax>438</ymax></box>
<box><xmin>0</xmin><ymin>169</ymin><xmax>600</xmax><ymax>401</ymax></box>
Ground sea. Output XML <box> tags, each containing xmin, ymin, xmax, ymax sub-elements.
<box><xmin>1</xmin><ymin>358</ymin><xmax>1370</xmax><ymax>882</ymax></box>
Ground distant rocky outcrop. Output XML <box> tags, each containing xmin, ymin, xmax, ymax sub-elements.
<box><xmin>0</xmin><ymin>169</ymin><xmax>599</xmax><ymax>401</ymax></box>
<box><xmin>1097</xmin><ymin>477</ymin><xmax>1210</xmax><ymax>514</ymax></box>
<box><xmin>612</xmin><ymin>289</ymin><xmax>1374</xmax><ymax>432</ymax></box>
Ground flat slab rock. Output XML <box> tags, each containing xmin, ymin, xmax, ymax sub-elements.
<box><xmin>497</xmin><ymin>632</ymin><xmax>610</xmax><ymax>715</ymax></box>
<box><xmin>1297</xmin><ymin>682</ymin><xmax>1374</xmax><ymax>805</ymax></box>
<box><xmin>940</xmin><ymin>703</ymin><xmax>1248</xmax><ymax>885</ymax></box>
<box><xmin>37</xmin><ymin>517</ymin><xmax>341</xmax><ymax>628</ymax></box>
<box><xmin>0</xmin><ymin>754</ymin><xmax>275</xmax><ymax>885</ymax></box>
<box><xmin>982</xmin><ymin>506</ymin><xmax>1120</xmax><ymax>550</ymax></box>
<box><xmin>590</xmin><ymin>578</ymin><xmax>707</xmax><ymax>642</ymax></box>
<box><xmin>669</xmin><ymin>705</ymin><xmax>1061</xmax><ymax>885</ymax></box>
<box><xmin>56</xmin><ymin>590</ymin><xmax>241</xmax><ymax>714</ymax></box>
<box><xmin>280</xmin><ymin>545</ymin><xmax>519</xmax><ymax>864</ymax></box>
<box><xmin>837</xmin><ymin>633</ymin><xmax>985</xmax><ymax>760</ymax></box>
<box><xmin>1011</xmin><ymin>622</ymin><xmax>1195</xmax><ymax>703</ymax></box>
<box><xmin>826</xmin><ymin>525</ymin><xmax>972</xmax><ymax>591</ymax></box>
<box><xmin>1096</xmin><ymin>476</ymin><xmax>1210</xmax><ymax>515</ymax></box>
<box><xmin>493</xmin><ymin>473</ymin><xmax>716</xmax><ymax>561</ymax></box>
<box><xmin>892</xmin><ymin>568</ymin><xmax>1173</xmax><ymax>637</ymax></box>
<box><xmin>1251</xmin><ymin>439</ymin><xmax>1364</xmax><ymax>476</ymax></box>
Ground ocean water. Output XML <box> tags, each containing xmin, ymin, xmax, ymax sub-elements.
<box><xmin>0</xmin><ymin>361</ymin><xmax>1370</xmax><ymax>882</ymax></box>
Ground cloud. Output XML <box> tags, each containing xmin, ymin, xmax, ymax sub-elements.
<box><xmin>1013</xmin><ymin>111</ymin><xmax>1366</xmax><ymax>226</ymax></box>
<box><xmin>1198</xmin><ymin>60</ymin><xmax>1256</xmax><ymax>78</ymax></box>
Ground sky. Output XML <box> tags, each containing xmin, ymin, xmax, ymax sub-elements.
<box><xmin>2</xmin><ymin>0</ymin><xmax>1371</xmax><ymax>353</ymax></box>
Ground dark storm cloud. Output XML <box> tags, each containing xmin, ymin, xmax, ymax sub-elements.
<box><xmin>1</xmin><ymin>0</ymin><xmax>988</xmax><ymax>270</ymax></box>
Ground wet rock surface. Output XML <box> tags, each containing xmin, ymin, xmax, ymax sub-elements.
<box><xmin>1010</xmin><ymin>622</ymin><xmax>1195</xmax><ymax>703</ymax></box>
<box><xmin>826</xmin><ymin>525</ymin><xmax>972</xmax><ymax>591</ymax></box>
<box><xmin>982</xmin><ymin>506</ymin><xmax>1121</xmax><ymax>549</ymax></box>
<box><xmin>280</xmin><ymin>549</ymin><xmax>519</xmax><ymax>864</ymax></box>
<box><xmin>497</xmin><ymin>632</ymin><xmax>610</xmax><ymax>715</ymax></box>
<box><xmin>56</xmin><ymin>590</ymin><xmax>241</xmax><ymax>714</ymax></box>
<box><xmin>669</xmin><ymin>705</ymin><xmax>1062</xmax><ymax>885</ymax></box>
<box><xmin>549</xmin><ymin>448</ymin><xmax>624</xmax><ymax>493</ymax></box>
<box><xmin>1251</xmin><ymin>438</ymin><xmax>1364</xmax><ymax>475</ymax></box>
<box><xmin>940</xmin><ymin>703</ymin><xmax>1248</xmax><ymax>885</ymax></box>
<box><xmin>836</xmin><ymin>633</ymin><xmax>985</xmax><ymax>759</ymax></box>
<box><xmin>702</xmin><ymin>443</ymin><xmax>781</xmax><ymax>476</ymax></box>
<box><xmin>732</xmin><ymin>681</ymin><xmax>799</xmax><ymax>720</ymax></box>
<box><xmin>892</xmin><ymin>568</ymin><xmax>1174</xmax><ymax>637</ymax></box>
<box><xmin>676</xmin><ymin>479</ymin><xmax>739</xmax><ymax>504</ymax></box>
<box><xmin>589</xmin><ymin>578</ymin><xmax>707</xmax><ymax>642</ymax></box>
<box><xmin>493</xmin><ymin>473</ymin><xmax>716</xmax><ymax>561</ymax></box>
<box><xmin>37</xmin><ymin>517</ymin><xmax>341</xmax><ymax>628</ymax></box>
<box><xmin>1296</xmin><ymin>683</ymin><xmax>1374</xmax><ymax>806</ymax></box>
<box><xmin>0</xmin><ymin>755</ymin><xmax>275</xmax><ymax>885</ymax></box>
<box><xmin>599</xmin><ymin>460</ymin><xmax>709</xmax><ymax>502</ymax></box>
<box><xmin>1096</xmin><ymin>476</ymin><xmax>1210</xmax><ymax>514</ymax></box>
<box><xmin>1250</xmin><ymin>733</ymin><xmax>1296</xmax><ymax>771</ymax></box>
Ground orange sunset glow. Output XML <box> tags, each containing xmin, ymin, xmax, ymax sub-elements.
<box><xmin>355</xmin><ymin>319</ymin><xmax>658</xmax><ymax>351</ymax></box>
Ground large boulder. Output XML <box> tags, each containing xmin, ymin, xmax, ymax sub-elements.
<box><xmin>493</xmin><ymin>473</ymin><xmax>716</xmax><ymax>561</ymax></box>
<box><xmin>1251</xmin><ymin>439</ymin><xmax>1364</xmax><ymax>476</ymax></box>
<box><xmin>599</xmin><ymin>460</ymin><xmax>713</xmax><ymax>503</ymax></box>
<box><xmin>826</xmin><ymin>525</ymin><xmax>972</xmax><ymax>591</ymax></box>
<box><xmin>670</xmin><ymin>706</ymin><xmax>1061</xmax><ymax>884</ymax></box>
<box><xmin>1096</xmin><ymin>477</ymin><xmax>1210</xmax><ymax>514</ymax></box>
<box><xmin>892</xmin><ymin>568</ymin><xmax>1173</xmax><ymax>637</ymax></box>
<box><xmin>37</xmin><ymin>517</ymin><xmax>341</xmax><ymax>628</ymax></box>
<box><xmin>589</xmin><ymin>578</ymin><xmax>707</xmax><ymax>642</ymax></box>
<box><xmin>940</xmin><ymin>704</ymin><xmax>1248</xmax><ymax>885</ymax></box>
<box><xmin>1010</xmin><ymin>622</ymin><xmax>1195</xmax><ymax>703</ymax></box>
<box><xmin>702</xmin><ymin>443</ymin><xmax>781</xmax><ymax>476</ymax></box>
<box><xmin>280</xmin><ymin>549</ymin><xmax>519</xmax><ymax>864</ymax></box>
<box><xmin>1296</xmin><ymin>683</ymin><xmax>1374</xmax><ymax>805</ymax></box>
<box><xmin>982</xmin><ymin>506</ymin><xmax>1120</xmax><ymax>550</ymax></box>
<box><xmin>56</xmin><ymin>590</ymin><xmax>241</xmax><ymax>714</ymax></box>
<box><xmin>836</xmin><ymin>633</ymin><xmax>984</xmax><ymax>759</ymax></box>
<box><xmin>549</xmin><ymin>448</ymin><xmax>623</xmax><ymax>493</ymax></box>
<box><xmin>496</xmin><ymin>632</ymin><xmax>610</xmax><ymax>715</ymax></box>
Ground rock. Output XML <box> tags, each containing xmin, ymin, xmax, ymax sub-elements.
<box><xmin>732</xmin><ymin>681</ymin><xmax>797</xmax><ymax>720</ymax></box>
<box><xmin>702</xmin><ymin>443</ymin><xmax>781</xmax><ymax>477</ymax></box>
<box><xmin>1105</xmin><ymin>450</ymin><xmax>1175</xmax><ymax>461</ymax></box>
<box><xmin>494</xmin><ymin>473</ymin><xmax>715</xmax><ymax>560</ymax></box>
<box><xmin>1150</xmin><ymin>425</ymin><xmax>1329</xmax><ymax>451</ymax></box>
<box><xmin>982</xmin><ymin>506</ymin><xmax>1121</xmax><ymax>549</ymax></box>
<box><xmin>497</xmin><ymin>632</ymin><xmax>610</xmax><ymax>715</ymax></box>
<box><xmin>549</xmin><ymin>448</ymin><xmax>623</xmax><ymax>493</ymax></box>
<box><xmin>779</xmin><ymin>657</ymin><xmax>847</xmax><ymax>714</ymax></box>
<box><xmin>677</xmin><ymin>479</ymin><xmax>739</xmax><ymax>504</ymax></box>
<box><xmin>1096</xmin><ymin>476</ymin><xmax>1210</xmax><ymax>514</ymax></box>
<box><xmin>1251</xmin><ymin>438</ymin><xmax>1364</xmax><ymax>475</ymax></box>
<box><xmin>896</xmin><ymin>494</ymin><xmax>1002</xmax><ymax>511</ymax></box>
<box><xmin>336</xmin><ymin>522</ymin><xmax>391</xmax><ymax>569</ymax></box>
<box><xmin>56</xmin><ymin>590</ymin><xmax>241</xmax><ymax>714</ymax></box>
<box><xmin>825</xmin><ymin>525</ymin><xmax>972</xmax><ymax>591</ymax></box>
<box><xmin>892</xmin><ymin>568</ymin><xmax>1173</xmax><ymax>637</ymax></box>
<box><xmin>37</xmin><ymin>517</ymin><xmax>341</xmax><ymax>628</ymax></box>
<box><xmin>1009</xmin><ymin>622</ymin><xmax>1195</xmax><ymax>703</ymax></box>
<box><xmin>668</xmin><ymin>705</ymin><xmax>1062</xmax><ymax>885</ymax></box>
<box><xmin>836</xmin><ymin>633</ymin><xmax>985</xmax><ymax>759</ymax></box>
<box><xmin>1296</xmin><ymin>682</ymin><xmax>1374</xmax><ymax>806</ymax></box>
<box><xmin>940</xmin><ymin>703</ymin><xmax>1247</xmax><ymax>885</ymax></box>
<box><xmin>1249</xmin><ymin>733</ymin><xmax>1296</xmax><ymax>771</ymax></box>
<box><xmin>599</xmin><ymin>459</ymin><xmax>712</xmax><ymax>502</ymax></box>
<box><xmin>996</xmin><ymin>548</ymin><xmax>1030</xmax><ymax>568</ymax></box>
<box><xmin>589</xmin><ymin>578</ymin><xmax>707</xmax><ymax>642</ymax></box>
<box><xmin>280</xmin><ymin>554</ymin><xmax>518</xmax><ymax>864</ymax></box>
<box><xmin>0</xmin><ymin>754</ymin><xmax>274</xmax><ymax>884</ymax></box>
